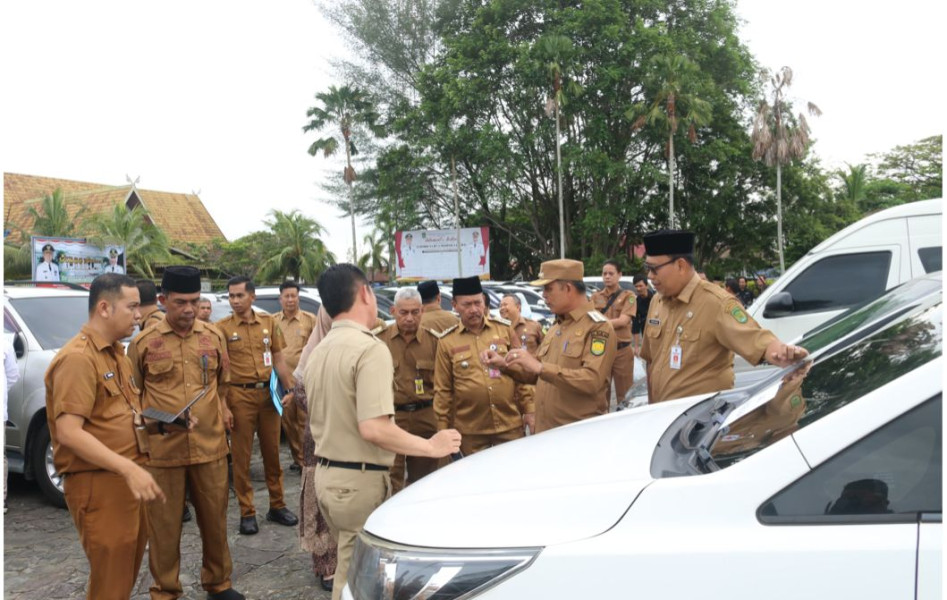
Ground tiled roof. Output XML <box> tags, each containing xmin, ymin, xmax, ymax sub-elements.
<box><xmin>3</xmin><ymin>173</ymin><xmax>227</xmax><ymax>246</ymax></box>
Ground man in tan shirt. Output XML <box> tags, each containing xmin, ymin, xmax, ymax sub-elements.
<box><xmin>274</xmin><ymin>281</ymin><xmax>318</xmax><ymax>473</ymax></box>
<box><xmin>45</xmin><ymin>273</ymin><xmax>166</xmax><ymax>600</ymax></box>
<box><xmin>434</xmin><ymin>276</ymin><xmax>533</xmax><ymax>455</ymax></box>
<box><xmin>639</xmin><ymin>230</ymin><xmax>808</xmax><ymax>403</ymax></box>
<box><xmin>128</xmin><ymin>266</ymin><xmax>243</xmax><ymax>600</ymax></box>
<box><xmin>136</xmin><ymin>279</ymin><xmax>165</xmax><ymax>332</ymax></box>
<box><xmin>217</xmin><ymin>276</ymin><xmax>297</xmax><ymax>535</ymax></box>
<box><xmin>486</xmin><ymin>260</ymin><xmax>617</xmax><ymax>433</ymax></box>
<box><xmin>305</xmin><ymin>264</ymin><xmax>461</xmax><ymax>600</ymax></box>
<box><xmin>499</xmin><ymin>293</ymin><xmax>545</xmax><ymax>356</ymax></box>
<box><xmin>590</xmin><ymin>260</ymin><xmax>637</xmax><ymax>406</ymax></box>
<box><xmin>418</xmin><ymin>280</ymin><xmax>459</xmax><ymax>333</ymax></box>
<box><xmin>375</xmin><ymin>287</ymin><xmax>442</xmax><ymax>493</ymax></box>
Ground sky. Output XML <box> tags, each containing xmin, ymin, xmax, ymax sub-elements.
<box><xmin>1</xmin><ymin>0</ymin><xmax>943</xmax><ymax>262</ymax></box>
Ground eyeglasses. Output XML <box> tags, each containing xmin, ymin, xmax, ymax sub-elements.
<box><xmin>644</xmin><ymin>259</ymin><xmax>677</xmax><ymax>274</ymax></box>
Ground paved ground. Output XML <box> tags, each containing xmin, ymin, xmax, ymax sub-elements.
<box><xmin>4</xmin><ymin>440</ymin><xmax>330</xmax><ymax>600</ymax></box>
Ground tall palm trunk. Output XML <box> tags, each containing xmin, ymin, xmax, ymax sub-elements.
<box><xmin>344</xmin><ymin>132</ymin><xmax>357</xmax><ymax>263</ymax></box>
<box><xmin>555</xmin><ymin>100</ymin><xmax>565</xmax><ymax>258</ymax></box>
<box><xmin>668</xmin><ymin>133</ymin><xmax>675</xmax><ymax>228</ymax></box>
<box><xmin>776</xmin><ymin>163</ymin><xmax>785</xmax><ymax>273</ymax></box>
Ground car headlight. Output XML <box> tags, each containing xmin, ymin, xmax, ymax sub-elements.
<box><xmin>348</xmin><ymin>531</ymin><xmax>540</xmax><ymax>599</ymax></box>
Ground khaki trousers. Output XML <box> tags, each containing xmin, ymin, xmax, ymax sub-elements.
<box><xmin>229</xmin><ymin>387</ymin><xmax>285</xmax><ymax>517</ymax></box>
<box><xmin>315</xmin><ymin>464</ymin><xmax>390</xmax><ymax>600</ymax></box>
<box><xmin>64</xmin><ymin>470</ymin><xmax>148</xmax><ymax>600</ymax></box>
<box><xmin>608</xmin><ymin>344</ymin><xmax>635</xmax><ymax>407</ymax></box>
<box><xmin>390</xmin><ymin>406</ymin><xmax>440</xmax><ymax>494</ymax></box>
<box><xmin>146</xmin><ymin>457</ymin><xmax>232</xmax><ymax>599</ymax></box>
<box><xmin>460</xmin><ymin>426</ymin><xmax>524</xmax><ymax>456</ymax></box>
<box><xmin>280</xmin><ymin>394</ymin><xmax>306</xmax><ymax>466</ymax></box>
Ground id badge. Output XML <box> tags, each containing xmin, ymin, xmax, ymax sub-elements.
<box><xmin>414</xmin><ymin>378</ymin><xmax>424</xmax><ymax>395</ymax></box>
<box><xmin>263</xmin><ymin>351</ymin><xmax>272</xmax><ymax>367</ymax></box>
<box><xmin>669</xmin><ymin>345</ymin><xmax>683</xmax><ymax>370</ymax></box>
<box><xmin>488</xmin><ymin>368</ymin><xmax>501</xmax><ymax>379</ymax></box>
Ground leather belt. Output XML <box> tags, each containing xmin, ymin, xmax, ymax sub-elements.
<box><xmin>232</xmin><ymin>381</ymin><xmax>268</xmax><ymax>389</ymax></box>
<box><xmin>396</xmin><ymin>400</ymin><xmax>433</xmax><ymax>412</ymax></box>
<box><xmin>617</xmin><ymin>341</ymin><xmax>632</xmax><ymax>350</ymax></box>
<box><xmin>316</xmin><ymin>457</ymin><xmax>388</xmax><ymax>472</ymax></box>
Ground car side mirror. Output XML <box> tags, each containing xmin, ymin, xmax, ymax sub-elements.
<box><xmin>13</xmin><ymin>332</ymin><xmax>25</xmax><ymax>359</ymax></box>
<box><xmin>763</xmin><ymin>292</ymin><xmax>794</xmax><ymax>318</ymax></box>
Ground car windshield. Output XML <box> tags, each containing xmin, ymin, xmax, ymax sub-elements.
<box><xmin>10</xmin><ymin>296</ymin><xmax>89</xmax><ymax>350</ymax></box>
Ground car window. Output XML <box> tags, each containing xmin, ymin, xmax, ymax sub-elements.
<box><xmin>918</xmin><ymin>247</ymin><xmax>942</xmax><ymax>274</ymax></box>
<box><xmin>784</xmin><ymin>251</ymin><xmax>892</xmax><ymax>313</ymax></box>
<box><xmin>299</xmin><ymin>297</ymin><xmax>321</xmax><ymax>314</ymax></box>
<box><xmin>253</xmin><ymin>297</ymin><xmax>282</xmax><ymax>314</ymax></box>
<box><xmin>9</xmin><ymin>296</ymin><xmax>89</xmax><ymax>350</ymax></box>
<box><xmin>759</xmin><ymin>396</ymin><xmax>941</xmax><ymax>524</ymax></box>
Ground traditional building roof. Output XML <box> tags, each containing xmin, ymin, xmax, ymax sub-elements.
<box><xmin>3</xmin><ymin>173</ymin><xmax>227</xmax><ymax>247</ymax></box>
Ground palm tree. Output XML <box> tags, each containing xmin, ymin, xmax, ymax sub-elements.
<box><xmin>358</xmin><ymin>228</ymin><xmax>390</xmax><ymax>283</ymax></box>
<box><xmin>751</xmin><ymin>66</ymin><xmax>822</xmax><ymax>273</ymax></box>
<box><xmin>27</xmin><ymin>188</ymin><xmax>87</xmax><ymax>237</ymax></box>
<box><xmin>86</xmin><ymin>204</ymin><xmax>172</xmax><ymax>278</ymax></box>
<box><xmin>838</xmin><ymin>163</ymin><xmax>868</xmax><ymax>207</ymax></box>
<box><xmin>257</xmin><ymin>209</ymin><xmax>336</xmax><ymax>283</ymax></box>
<box><xmin>303</xmin><ymin>85</ymin><xmax>381</xmax><ymax>263</ymax></box>
<box><xmin>629</xmin><ymin>54</ymin><xmax>711</xmax><ymax>229</ymax></box>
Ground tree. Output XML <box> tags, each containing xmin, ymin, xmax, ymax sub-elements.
<box><xmin>358</xmin><ymin>228</ymin><xmax>390</xmax><ymax>283</ymax></box>
<box><xmin>256</xmin><ymin>210</ymin><xmax>336</xmax><ymax>283</ymax></box>
<box><xmin>751</xmin><ymin>66</ymin><xmax>822</xmax><ymax>274</ymax></box>
<box><xmin>868</xmin><ymin>135</ymin><xmax>942</xmax><ymax>205</ymax></box>
<box><xmin>85</xmin><ymin>204</ymin><xmax>171</xmax><ymax>278</ymax></box>
<box><xmin>26</xmin><ymin>188</ymin><xmax>87</xmax><ymax>237</ymax></box>
<box><xmin>303</xmin><ymin>85</ymin><xmax>382</xmax><ymax>263</ymax></box>
<box><xmin>629</xmin><ymin>54</ymin><xmax>711</xmax><ymax>228</ymax></box>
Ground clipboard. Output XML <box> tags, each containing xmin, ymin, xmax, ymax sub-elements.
<box><xmin>270</xmin><ymin>370</ymin><xmax>285</xmax><ymax>416</ymax></box>
<box><xmin>142</xmin><ymin>387</ymin><xmax>208</xmax><ymax>426</ymax></box>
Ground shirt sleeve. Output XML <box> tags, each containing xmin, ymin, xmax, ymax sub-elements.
<box><xmin>354</xmin><ymin>341</ymin><xmax>395</xmax><ymax>422</ymax></box>
<box><xmin>49</xmin><ymin>352</ymin><xmax>99</xmax><ymax>420</ymax></box>
<box><xmin>432</xmin><ymin>339</ymin><xmax>454</xmax><ymax>430</ymax></box>
<box><xmin>715</xmin><ymin>299</ymin><xmax>777</xmax><ymax>366</ymax></box>
<box><xmin>639</xmin><ymin>301</ymin><xmax>657</xmax><ymax>363</ymax></box>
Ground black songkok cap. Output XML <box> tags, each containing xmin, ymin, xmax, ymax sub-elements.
<box><xmin>451</xmin><ymin>276</ymin><xmax>483</xmax><ymax>297</ymax></box>
<box><xmin>161</xmin><ymin>266</ymin><xmax>202</xmax><ymax>294</ymax></box>
<box><xmin>643</xmin><ymin>230</ymin><xmax>695</xmax><ymax>256</ymax></box>
<box><xmin>417</xmin><ymin>280</ymin><xmax>439</xmax><ymax>302</ymax></box>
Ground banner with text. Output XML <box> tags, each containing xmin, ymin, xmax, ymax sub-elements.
<box><xmin>394</xmin><ymin>227</ymin><xmax>490</xmax><ymax>280</ymax></box>
<box><xmin>32</xmin><ymin>236</ymin><xmax>127</xmax><ymax>283</ymax></box>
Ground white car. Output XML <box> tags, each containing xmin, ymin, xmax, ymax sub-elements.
<box><xmin>344</xmin><ymin>275</ymin><xmax>942</xmax><ymax>599</ymax></box>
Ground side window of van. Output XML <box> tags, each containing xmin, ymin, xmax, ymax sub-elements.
<box><xmin>784</xmin><ymin>252</ymin><xmax>892</xmax><ymax>313</ymax></box>
<box><xmin>918</xmin><ymin>247</ymin><xmax>942</xmax><ymax>274</ymax></box>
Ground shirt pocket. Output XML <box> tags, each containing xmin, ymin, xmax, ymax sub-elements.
<box><xmin>147</xmin><ymin>359</ymin><xmax>175</xmax><ymax>380</ymax></box>
<box><xmin>451</xmin><ymin>351</ymin><xmax>476</xmax><ymax>380</ymax></box>
<box><xmin>415</xmin><ymin>359</ymin><xmax>435</xmax><ymax>376</ymax></box>
<box><xmin>101</xmin><ymin>379</ymin><xmax>128</xmax><ymax>418</ymax></box>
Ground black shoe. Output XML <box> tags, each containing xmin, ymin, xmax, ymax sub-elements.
<box><xmin>238</xmin><ymin>515</ymin><xmax>259</xmax><ymax>535</ymax></box>
<box><xmin>288</xmin><ymin>463</ymin><xmax>302</xmax><ymax>475</ymax></box>
<box><xmin>182</xmin><ymin>504</ymin><xmax>192</xmax><ymax>522</ymax></box>
<box><xmin>266</xmin><ymin>507</ymin><xmax>299</xmax><ymax>526</ymax></box>
<box><xmin>207</xmin><ymin>589</ymin><xmax>245</xmax><ymax>600</ymax></box>
<box><xmin>320</xmin><ymin>575</ymin><xmax>334</xmax><ymax>592</ymax></box>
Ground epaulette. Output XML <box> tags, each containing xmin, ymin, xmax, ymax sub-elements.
<box><xmin>431</xmin><ymin>324</ymin><xmax>458</xmax><ymax>339</ymax></box>
<box><xmin>370</xmin><ymin>323</ymin><xmax>388</xmax><ymax>336</ymax></box>
<box><xmin>588</xmin><ymin>310</ymin><xmax>607</xmax><ymax>323</ymax></box>
<box><xmin>490</xmin><ymin>315</ymin><xmax>512</xmax><ymax>326</ymax></box>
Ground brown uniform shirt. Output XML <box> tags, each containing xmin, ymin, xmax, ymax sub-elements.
<box><xmin>44</xmin><ymin>325</ymin><xmax>145</xmax><ymax>473</ymax></box>
<box><xmin>128</xmin><ymin>319</ymin><xmax>230</xmax><ymax>467</ymax></box>
<box><xmin>420</xmin><ymin>306</ymin><xmax>459</xmax><ymax>334</ymax></box>
<box><xmin>305</xmin><ymin>320</ymin><xmax>395</xmax><ymax>466</ymax></box>
<box><xmin>216</xmin><ymin>311</ymin><xmax>286</xmax><ymax>384</ymax></box>
<box><xmin>509</xmin><ymin>316</ymin><xmax>545</xmax><ymax>356</ymax></box>
<box><xmin>640</xmin><ymin>273</ymin><xmax>777</xmax><ymax>403</ymax></box>
<box><xmin>274</xmin><ymin>309</ymin><xmax>317</xmax><ymax>371</ymax></box>
<box><xmin>375</xmin><ymin>323</ymin><xmax>439</xmax><ymax>406</ymax></box>
<box><xmin>139</xmin><ymin>305</ymin><xmax>165</xmax><ymax>331</ymax></box>
<box><xmin>591</xmin><ymin>288</ymin><xmax>636</xmax><ymax>342</ymax></box>
<box><xmin>433</xmin><ymin>317</ymin><xmax>532</xmax><ymax>433</ymax></box>
<box><xmin>524</xmin><ymin>301</ymin><xmax>617</xmax><ymax>433</ymax></box>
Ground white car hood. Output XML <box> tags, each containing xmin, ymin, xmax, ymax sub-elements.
<box><xmin>365</xmin><ymin>395</ymin><xmax>709</xmax><ymax>548</ymax></box>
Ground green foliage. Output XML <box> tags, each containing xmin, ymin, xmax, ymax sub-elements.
<box><xmin>85</xmin><ymin>204</ymin><xmax>172</xmax><ymax>278</ymax></box>
<box><xmin>218</xmin><ymin>231</ymin><xmax>280</xmax><ymax>281</ymax></box>
<box><xmin>256</xmin><ymin>210</ymin><xmax>336</xmax><ymax>284</ymax></box>
<box><xmin>863</xmin><ymin>135</ymin><xmax>942</xmax><ymax>210</ymax></box>
<box><xmin>27</xmin><ymin>188</ymin><xmax>87</xmax><ymax>238</ymax></box>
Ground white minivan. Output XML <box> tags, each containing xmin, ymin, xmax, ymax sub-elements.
<box><xmin>748</xmin><ymin>198</ymin><xmax>942</xmax><ymax>343</ymax></box>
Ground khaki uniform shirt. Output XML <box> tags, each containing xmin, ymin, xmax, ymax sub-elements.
<box><xmin>128</xmin><ymin>320</ymin><xmax>230</xmax><ymax>467</ymax></box>
<box><xmin>420</xmin><ymin>306</ymin><xmax>459</xmax><ymax>334</ymax></box>
<box><xmin>591</xmin><ymin>288</ymin><xmax>636</xmax><ymax>342</ymax></box>
<box><xmin>528</xmin><ymin>301</ymin><xmax>617</xmax><ymax>433</ymax></box>
<box><xmin>375</xmin><ymin>323</ymin><xmax>439</xmax><ymax>406</ymax></box>
<box><xmin>304</xmin><ymin>320</ymin><xmax>395</xmax><ymax>466</ymax></box>
<box><xmin>44</xmin><ymin>325</ymin><xmax>145</xmax><ymax>474</ymax></box>
<box><xmin>510</xmin><ymin>316</ymin><xmax>545</xmax><ymax>356</ymax></box>
<box><xmin>640</xmin><ymin>274</ymin><xmax>777</xmax><ymax>403</ymax></box>
<box><xmin>216</xmin><ymin>311</ymin><xmax>286</xmax><ymax>384</ymax></box>
<box><xmin>274</xmin><ymin>309</ymin><xmax>317</xmax><ymax>371</ymax></box>
<box><xmin>139</xmin><ymin>305</ymin><xmax>165</xmax><ymax>331</ymax></box>
<box><xmin>433</xmin><ymin>317</ymin><xmax>532</xmax><ymax>433</ymax></box>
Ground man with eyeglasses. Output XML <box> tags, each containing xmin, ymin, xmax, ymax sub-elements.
<box><xmin>638</xmin><ymin>230</ymin><xmax>807</xmax><ymax>404</ymax></box>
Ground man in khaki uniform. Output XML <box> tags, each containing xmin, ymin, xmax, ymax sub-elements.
<box><xmin>499</xmin><ymin>293</ymin><xmax>545</xmax><ymax>356</ymax></box>
<box><xmin>128</xmin><ymin>267</ymin><xmax>243</xmax><ymax>600</ymax></box>
<box><xmin>434</xmin><ymin>277</ymin><xmax>533</xmax><ymax>455</ymax></box>
<box><xmin>486</xmin><ymin>260</ymin><xmax>617</xmax><ymax>433</ymax></box>
<box><xmin>375</xmin><ymin>287</ymin><xmax>442</xmax><ymax>493</ymax></box>
<box><xmin>418</xmin><ymin>280</ymin><xmax>459</xmax><ymax>333</ymax></box>
<box><xmin>305</xmin><ymin>264</ymin><xmax>461</xmax><ymax>600</ymax></box>
<box><xmin>274</xmin><ymin>281</ymin><xmax>318</xmax><ymax>474</ymax></box>
<box><xmin>197</xmin><ymin>298</ymin><xmax>214</xmax><ymax>323</ymax></box>
<box><xmin>639</xmin><ymin>230</ymin><xmax>808</xmax><ymax>403</ymax></box>
<box><xmin>45</xmin><ymin>274</ymin><xmax>165</xmax><ymax>600</ymax></box>
<box><xmin>137</xmin><ymin>279</ymin><xmax>165</xmax><ymax>332</ymax></box>
<box><xmin>217</xmin><ymin>276</ymin><xmax>298</xmax><ymax>535</ymax></box>
<box><xmin>590</xmin><ymin>260</ymin><xmax>637</xmax><ymax>406</ymax></box>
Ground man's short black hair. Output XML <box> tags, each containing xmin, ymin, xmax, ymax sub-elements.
<box><xmin>227</xmin><ymin>275</ymin><xmax>255</xmax><ymax>294</ymax></box>
<box><xmin>725</xmin><ymin>278</ymin><xmax>740</xmax><ymax>295</ymax></box>
<box><xmin>603</xmin><ymin>259</ymin><xmax>622</xmax><ymax>273</ymax></box>
<box><xmin>632</xmin><ymin>273</ymin><xmax>648</xmax><ymax>285</ymax></box>
<box><xmin>502</xmin><ymin>293</ymin><xmax>521</xmax><ymax>308</ymax></box>
<box><xmin>558</xmin><ymin>280</ymin><xmax>586</xmax><ymax>294</ymax></box>
<box><xmin>136</xmin><ymin>279</ymin><xmax>158</xmax><ymax>305</ymax></box>
<box><xmin>317</xmin><ymin>264</ymin><xmax>369</xmax><ymax>318</ymax></box>
<box><xmin>279</xmin><ymin>280</ymin><xmax>301</xmax><ymax>294</ymax></box>
<box><xmin>672</xmin><ymin>254</ymin><xmax>695</xmax><ymax>266</ymax></box>
<box><xmin>89</xmin><ymin>273</ymin><xmax>136</xmax><ymax>313</ymax></box>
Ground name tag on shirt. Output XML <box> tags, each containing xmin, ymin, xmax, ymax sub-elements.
<box><xmin>669</xmin><ymin>345</ymin><xmax>682</xmax><ymax>370</ymax></box>
<box><xmin>414</xmin><ymin>378</ymin><xmax>424</xmax><ymax>395</ymax></box>
<box><xmin>263</xmin><ymin>351</ymin><xmax>272</xmax><ymax>367</ymax></box>
<box><xmin>488</xmin><ymin>368</ymin><xmax>501</xmax><ymax>379</ymax></box>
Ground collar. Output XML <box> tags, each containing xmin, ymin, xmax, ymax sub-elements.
<box><xmin>80</xmin><ymin>324</ymin><xmax>120</xmax><ymax>353</ymax></box>
<box><xmin>510</xmin><ymin>315</ymin><xmax>526</xmax><ymax>330</ymax></box>
<box><xmin>458</xmin><ymin>317</ymin><xmax>495</xmax><ymax>335</ymax></box>
<box><xmin>560</xmin><ymin>300</ymin><xmax>594</xmax><ymax>324</ymax></box>
<box><xmin>331</xmin><ymin>319</ymin><xmax>370</xmax><ymax>334</ymax></box>
<box><xmin>277</xmin><ymin>310</ymin><xmax>300</xmax><ymax>322</ymax></box>
<box><xmin>235</xmin><ymin>310</ymin><xmax>259</xmax><ymax>325</ymax></box>
<box><xmin>392</xmin><ymin>325</ymin><xmax>421</xmax><ymax>342</ymax></box>
<box><xmin>669</xmin><ymin>273</ymin><xmax>702</xmax><ymax>304</ymax></box>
